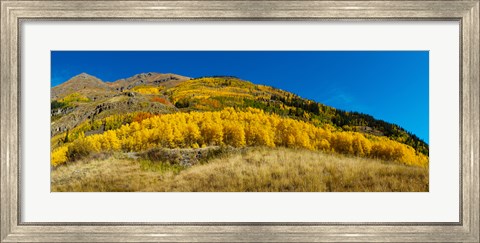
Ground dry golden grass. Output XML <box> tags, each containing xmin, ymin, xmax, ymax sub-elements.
<box><xmin>51</xmin><ymin>158</ymin><xmax>161</xmax><ymax>192</ymax></box>
<box><xmin>51</xmin><ymin>147</ymin><xmax>428</xmax><ymax>192</ymax></box>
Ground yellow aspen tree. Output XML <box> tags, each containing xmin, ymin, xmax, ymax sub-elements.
<box><xmin>51</xmin><ymin>146</ymin><xmax>69</xmax><ymax>166</ymax></box>
<box><xmin>153</xmin><ymin>125</ymin><xmax>174</xmax><ymax>148</ymax></box>
<box><xmin>223</xmin><ymin>121</ymin><xmax>246</xmax><ymax>147</ymax></box>
<box><xmin>171</xmin><ymin>123</ymin><xmax>185</xmax><ymax>147</ymax></box>
<box><xmin>184</xmin><ymin>122</ymin><xmax>201</xmax><ymax>147</ymax></box>
<box><xmin>85</xmin><ymin>135</ymin><xmax>101</xmax><ymax>153</ymax></box>
<box><xmin>200</xmin><ymin>117</ymin><xmax>224</xmax><ymax>146</ymax></box>
<box><xmin>332</xmin><ymin>132</ymin><xmax>354</xmax><ymax>155</ymax></box>
<box><xmin>99</xmin><ymin>130</ymin><xmax>121</xmax><ymax>151</ymax></box>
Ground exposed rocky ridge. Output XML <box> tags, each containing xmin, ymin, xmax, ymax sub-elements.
<box><xmin>52</xmin><ymin>72</ymin><xmax>190</xmax><ymax>101</ymax></box>
<box><xmin>51</xmin><ymin>93</ymin><xmax>177</xmax><ymax>136</ymax></box>
<box><xmin>107</xmin><ymin>72</ymin><xmax>190</xmax><ymax>91</ymax></box>
<box><xmin>50</xmin><ymin>72</ymin><xmax>189</xmax><ymax>136</ymax></box>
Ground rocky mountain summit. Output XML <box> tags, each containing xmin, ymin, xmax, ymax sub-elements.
<box><xmin>51</xmin><ymin>72</ymin><xmax>190</xmax><ymax>135</ymax></box>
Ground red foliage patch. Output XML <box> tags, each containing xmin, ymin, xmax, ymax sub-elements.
<box><xmin>133</xmin><ymin>112</ymin><xmax>155</xmax><ymax>123</ymax></box>
<box><xmin>151</xmin><ymin>96</ymin><xmax>169</xmax><ymax>105</ymax></box>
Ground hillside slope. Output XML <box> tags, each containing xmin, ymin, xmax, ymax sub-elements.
<box><xmin>51</xmin><ymin>73</ymin><xmax>428</xmax><ymax>156</ymax></box>
<box><xmin>170</xmin><ymin>76</ymin><xmax>428</xmax><ymax>155</ymax></box>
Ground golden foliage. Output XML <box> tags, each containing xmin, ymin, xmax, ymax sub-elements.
<box><xmin>52</xmin><ymin>108</ymin><xmax>428</xmax><ymax>168</ymax></box>
<box><xmin>129</xmin><ymin>85</ymin><xmax>163</xmax><ymax>95</ymax></box>
<box><xmin>169</xmin><ymin>77</ymin><xmax>285</xmax><ymax>105</ymax></box>
<box><xmin>51</xmin><ymin>146</ymin><xmax>69</xmax><ymax>166</ymax></box>
<box><xmin>59</xmin><ymin>92</ymin><xmax>90</xmax><ymax>103</ymax></box>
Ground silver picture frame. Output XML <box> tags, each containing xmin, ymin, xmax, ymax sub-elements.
<box><xmin>1</xmin><ymin>1</ymin><xmax>478</xmax><ymax>242</ymax></box>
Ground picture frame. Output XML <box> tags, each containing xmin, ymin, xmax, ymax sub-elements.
<box><xmin>1</xmin><ymin>0</ymin><xmax>478</xmax><ymax>242</ymax></box>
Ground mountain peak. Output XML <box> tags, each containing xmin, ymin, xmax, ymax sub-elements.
<box><xmin>73</xmin><ymin>72</ymin><xmax>96</xmax><ymax>79</ymax></box>
<box><xmin>51</xmin><ymin>72</ymin><xmax>110</xmax><ymax>100</ymax></box>
<box><xmin>54</xmin><ymin>73</ymin><xmax>102</xmax><ymax>88</ymax></box>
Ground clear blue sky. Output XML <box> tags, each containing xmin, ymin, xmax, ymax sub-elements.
<box><xmin>51</xmin><ymin>51</ymin><xmax>429</xmax><ymax>143</ymax></box>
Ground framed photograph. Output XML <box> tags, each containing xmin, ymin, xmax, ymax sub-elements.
<box><xmin>1</xmin><ymin>0</ymin><xmax>478</xmax><ymax>242</ymax></box>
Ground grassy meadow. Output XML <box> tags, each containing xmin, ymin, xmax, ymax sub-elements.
<box><xmin>51</xmin><ymin>147</ymin><xmax>428</xmax><ymax>192</ymax></box>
